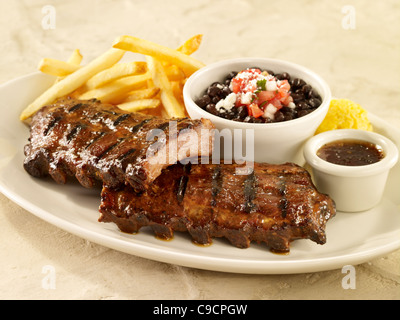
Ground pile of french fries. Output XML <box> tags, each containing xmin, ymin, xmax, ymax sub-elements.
<box><xmin>20</xmin><ymin>35</ymin><xmax>205</xmax><ymax>121</ymax></box>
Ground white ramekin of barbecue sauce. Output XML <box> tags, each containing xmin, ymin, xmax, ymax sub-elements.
<box><xmin>304</xmin><ymin>129</ymin><xmax>398</xmax><ymax>212</ymax></box>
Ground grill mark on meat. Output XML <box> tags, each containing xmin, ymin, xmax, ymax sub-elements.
<box><xmin>43</xmin><ymin>115</ymin><xmax>63</xmax><ymax>136</ymax></box>
<box><xmin>113</xmin><ymin>113</ymin><xmax>131</xmax><ymax>127</ymax></box>
<box><xmin>183</xmin><ymin>163</ymin><xmax>192</xmax><ymax>174</ymax></box>
<box><xmin>176</xmin><ymin>175</ymin><xmax>188</xmax><ymax>203</ymax></box>
<box><xmin>84</xmin><ymin>131</ymin><xmax>106</xmax><ymax>149</ymax></box>
<box><xmin>103</xmin><ymin>109</ymin><xmax>119</xmax><ymax>116</ymax></box>
<box><xmin>68</xmin><ymin>103</ymin><xmax>85</xmax><ymax>113</ymax></box>
<box><xmin>66</xmin><ymin>124</ymin><xmax>85</xmax><ymax>142</ymax></box>
<box><xmin>118</xmin><ymin>148</ymin><xmax>137</xmax><ymax>161</ymax></box>
<box><xmin>146</xmin><ymin>121</ymin><xmax>170</xmax><ymax>141</ymax></box>
<box><xmin>130</xmin><ymin>118</ymin><xmax>152</xmax><ymax>134</ymax></box>
<box><xmin>24</xmin><ymin>98</ymin><xmax>215</xmax><ymax>192</ymax></box>
<box><xmin>98</xmin><ymin>162</ymin><xmax>336</xmax><ymax>253</ymax></box>
<box><xmin>177</xmin><ymin>120</ymin><xmax>194</xmax><ymax>133</ymax></box>
<box><xmin>96</xmin><ymin>138</ymin><xmax>125</xmax><ymax>160</ymax></box>
<box><xmin>243</xmin><ymin>170</ymin><xmax>257</xmax><ymax>213</ymax></box>
<box><xmin>89</xmin><ymin>112</ymin><xmax>103</xmax><ymax>122</ymax></box>
<box><xmin>210</xmin><ymin>165</ymin><xmax>222</xmax><ymax>207</ymax></box>
<box><xmin>176</xmin><ymin>163</ymin><xmax>192</xmax><ymax>203</ymax></box>
<box><xmin>278</xmin><ymin>175</ymin><xmax>289</xmax><ymax>218</ymax></box>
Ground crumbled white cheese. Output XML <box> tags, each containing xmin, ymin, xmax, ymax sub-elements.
<box><xmin>266</xmin><ymin>103</ymin><xmax>278</xmax><ymax>114</ymax></box>
<box><xmin>288</xmin><ymin>102</ymin><xmax>296</xmax><ymax>109</ymax></box>
<box><xmin>266</xmin><ymin>80</ymin><xmax>277</xmax><ymax>92</ymax></box>
<box><xmin>216</xmin><ymin>92</ymin><xmax>237</xmax><ymax>112</ymax></box>
<box><xmin>262</xmin><ymin>103</ymin><xmax>278</xmax><ymax>119</ymax></box>
<box><xmin>240</xmin><ymin>91</ymin><xmax>253</xmax><ymax>104</ymax></box>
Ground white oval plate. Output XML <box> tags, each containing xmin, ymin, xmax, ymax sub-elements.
<box><xmin>0</xmin><ymin>72</ymin><xmax>399</xmax><ymax>274</ymax></box>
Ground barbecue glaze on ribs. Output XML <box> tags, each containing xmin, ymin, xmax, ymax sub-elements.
<box><xmin>23</xmin><ymin>98</ymin><xmax>335</xmax><ymax>252</ymax></box>
<box><xmin>23</xmin><ymin>98</ymin><xmax>215</xmax><ymax>192</ymax></box>
<box><xmin>99</xmin><ymin>162</ymin><xmax>336</xmax><ymax>252</ymax></box>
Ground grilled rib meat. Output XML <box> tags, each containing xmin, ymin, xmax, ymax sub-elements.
<box><xmin>99</xmin><ymin>162</ymin><xmax>336</xmax><ymax>252</ymax></box>
<box><xmin>23</xmin><ymin>97</ymin><xmax>215</xmax><ymax>192</ymax></box>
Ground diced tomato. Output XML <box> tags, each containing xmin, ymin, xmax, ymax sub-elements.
<box><xmin>230</xmin><ymin>69</ymin><xmax>293</xmax><ymax>113</ymax></box>
<box><xmin>270</xmin><ymin>98</ymin><xmax>283</xmax><ymax>110</ymax></box>
<box><xmin>282</xmin><ymin>95</ymin><xmax>293</xmax><ymax>105</ymax></box>
<box><xmin>279</xmin><ymin>79</ymin><xmax>290</xmax><ymax>92</ymax></box>
<box><xmin>231</xmin><ymin>78</ymin><xmax>242</xmax><ymax>94</ymax></box>
<box><xmin>248</xmin><ymin>103</ymin><xmax>264</xmax><ymax>118</ymax></box>
<box><xmin>278</xmin><ymin>90</ymin><xmax>290</xmax><ymax>100</ymax></box>
<box><xmin>257</xmin><ymin>90</ymin><xmax>276</xmax><ymax>104</ymax></box>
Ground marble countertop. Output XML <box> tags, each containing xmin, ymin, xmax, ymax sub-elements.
<box><xmin>1</xmin><ymin>0</ymin><xmax>399</xmax><ymax>300</ymax></box>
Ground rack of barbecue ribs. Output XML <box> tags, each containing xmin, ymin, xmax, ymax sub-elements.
<box><xmin>23</xmin><ymin>97</ymin><xmax>335</xmax><ymax>253</ymax></box>
<box><xmin>23</xmin><ymin>97</ymin><xmax>215</xmax><ymax>193</ymax></box>
<box><xmin>99</xmin><ymin>162</ymin><xmax>336</xmax><ymax>253</ymax></box>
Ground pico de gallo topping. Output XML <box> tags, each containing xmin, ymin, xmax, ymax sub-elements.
<box><xmin>228</xmin><ymin>68</ymin><xmax>294</xmax><ymax>119</ymax></box>
<box><xmin>195</xmin><ymin>67</ymin><xmax>322</xmax><ymax>123</ymax></box>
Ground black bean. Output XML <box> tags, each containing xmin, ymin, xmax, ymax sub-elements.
<box><xmin>196</xmin><ymin>95</ymin><xmax>211</xmax><ymax>108</ymax></box>
<box><xmin>280</xmin><ymin>106</ymin><xmax>292</xmax><ymax>113</ymax></box>
<box><xmin>291</xmin><ymin>92</ymin><xmax>305</xmax><ymax>102</ymax></box>
<box><xmin>226</xmin><ymin>71</ymin><xmax>237</xmax><ymax>81</ymax></box>
<box><xmin>207</xmin><ymin>85</ymin><xmax>222</xmax><ymax>97</ymax></box>
<box><xmin>296</xmin><ymin>101</ymin><xmax>310</xmax><ymax>110</ymax></box>
<box><xmin>276</xmin><ymin>72</ymin><xmax>290</xmax><ymax>80</ymax></box>
<box><xmin>301</xmin><ymin>84</ymin><xmax>312</xmax><ymax>95</ymax></box>
<box><xmin>297</xmin><ymin>109</ymin><xmax>315</xmax><ymax>118</ymax></box>
<box><xmin>206</xmin><ymin>104</ymin><xmax>218</xmax><ymax>115</ymax></box>
<box><xmin>274</xmin><ymin>111</ymin><xmax>285</xmax><ymax>122</ymax></box>
<box><xmin>225</xmin><ymin>110</ymin><xmax>237</xmax><ymax>120</ymax></box>
<box><xmin>236</xmin><ymin>106</ymin><xmax>248</xmax><ymax>119</ymax></box>
<box><xmin>308</xmin><ymin>97</ymin><xmax>322</xmax><ymax>108</ymax></box>
<box><xmin>221</xmin><ymin>86</ymin><xmax>231</xmax><ymax>97</ymax></box>
<box><xmin>283</xmin><ymin>112</ymin><xmax>294</xmax><ymax>121</ymax></box>
<box><xmin>310</xmin><ymin>90</ymin><xmax>321</xmax><ymax>100</ymax></box>
<box><xmin>290</xmin><ymin>78</ymin><xmax>306</xmax><ymax>89</ymax></box>
<box><xmin>212</xmin><ymin>96</ymin><xmax>220</xmax><ymax>104</ymax></box>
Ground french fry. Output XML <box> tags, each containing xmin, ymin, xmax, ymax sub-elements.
<box><xmin>78</xmin><ymin>73</ymin><xmax>151</xmax><ymax>104</ymax></box>
<box><xmin>163</xmin><ymin>34</ymin><xmax>203</xmax><ymax>70</ymax></box>
<box><xmin>146</xmin><ymin>56</ymin><xmax>186</xmax><ymax>118</ymax></box>
<box><xmin>177</xmin><ymin>34</ymin><xmax>203</xmax><ymax>56</ymax></box>
<box><xmin>84</xmin><ymin>61</ymin><xmax>147</xmax><ymax>90</ymax></box>
<box><xmin>20</xmin><ymin>48</ymin><xmax>125</xmax><ymax>121</ymax></box>
<box><xmin>122</xmin><ymin>87</ymin><xmax>160</xmax><ymax>102</ymax></box>
<box><xmin>170</xmin><ymin>80</ymin><xmax>184</xmax><ymax>104</ymax></box>
<box><xmin>40</xmin><ymin>49</ymin><xmax>83</xmax><ymax>78</ymax></box>
<box><xmin>117</xmin><ymin>99</ymin><xmax>160</xmax><ymax>112</ymax></box>
<box><xmin>67</xmin><ymin>49</ymin><xmax>83</xmax><ymax>66</ymax></box>
<box><xmin>164</xmin><ymin>64</ymin><xmax>185</xmax><ymax>82</ymax></box>
<box><xmin>56</xmin><ymin>49</ymin><xmax>83</xmax><ymax>82</ymax></box>
<box><xmin>38</xmin><ymin>58</ymin><xmax>80</xmax><ymax>77</ymax></box>
<box><xmin>113</xmin><ymin>35</ymin><xmax>205</xmax><ymax>77</ymax></box>
<box><xmin>22</xmin><ymin>34</ymin><xmax>205</xmax><ymax>122</ymax></box>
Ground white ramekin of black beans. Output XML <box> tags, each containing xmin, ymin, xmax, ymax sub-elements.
<box><xmin>183</xmin><ymin>58</ymin><xmax>331</xmax><ymax>164</ymax></box>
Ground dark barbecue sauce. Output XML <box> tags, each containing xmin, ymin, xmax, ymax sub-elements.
<box><xmin>317</xmin><ymin>139</ymin><xmax>384</xmax><ymax>166</ymax></box>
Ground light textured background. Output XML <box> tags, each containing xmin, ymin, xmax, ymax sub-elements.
<box><xmin>0</xmin><ymin>0</ymin><xmax>399</xmax><ymax>299</ymax></box>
